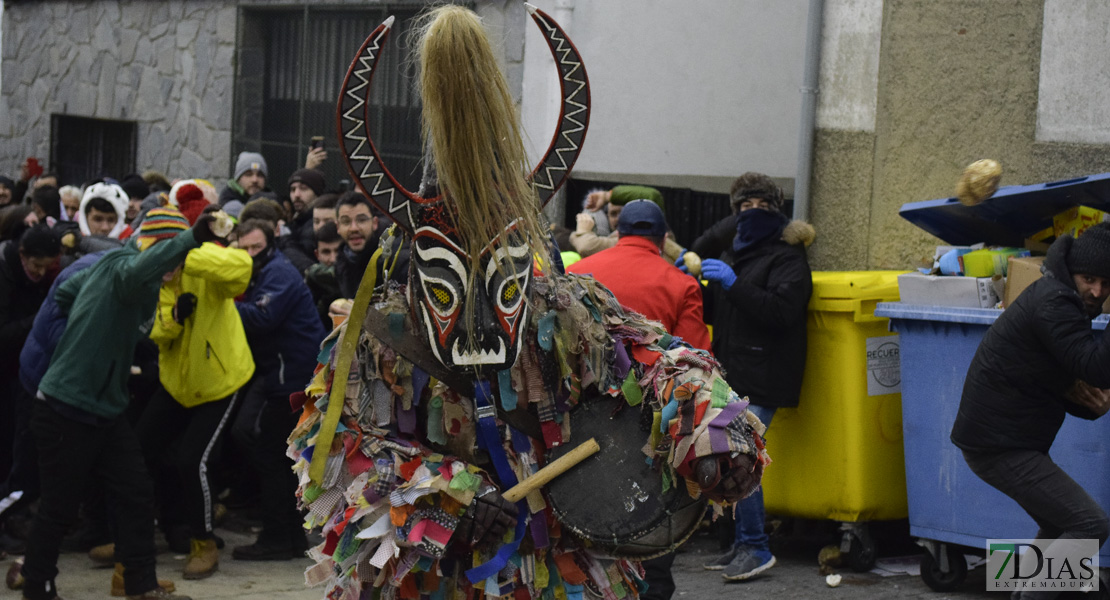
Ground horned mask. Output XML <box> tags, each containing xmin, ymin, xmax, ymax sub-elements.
<box><xmin>336</xmin><ymin>4</ymin><xmax>590</xmax><ymax>376</ymax></box>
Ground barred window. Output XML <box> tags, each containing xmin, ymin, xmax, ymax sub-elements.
<box><xmin>51</xmin><ymin>115</ymin><xmax>137</xmax><ymax>187</ymax></box>
<box><xmin>234</xmin><ymin>6</ymin><xmax>428</xmax><ymax>195</ymax></box>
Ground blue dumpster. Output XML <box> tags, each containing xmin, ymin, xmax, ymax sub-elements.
<box><xmin>874</xmin><ymin>302</ymin><xmax>1110</xmax><ymax>591</ymax></box>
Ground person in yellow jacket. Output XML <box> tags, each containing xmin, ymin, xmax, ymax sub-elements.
<box><xmin>134</xmin><ymin>239</ymin><xmax>254</xmax><ymax>581</ymax></box>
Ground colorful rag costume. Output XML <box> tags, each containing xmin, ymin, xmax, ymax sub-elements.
<box><xmin>288</xmin><ymin>274</ymin><xmax>768</xmax><ymax>599</ymax></box>
<box><xmin>285</xmin><ymin>6</ymin><xmax>769</xmax><ymax>599</ymax></box>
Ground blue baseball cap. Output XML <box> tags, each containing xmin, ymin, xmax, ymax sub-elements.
<box><xmin>617</xmin><ymin>199</ymin><xmax>668</xmax><ymax>237</ymax></box>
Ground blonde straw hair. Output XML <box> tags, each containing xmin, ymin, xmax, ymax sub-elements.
<box><xmin>414</xmin><ymin>5</ymin><xmax>551</xmax><ymax>272</ymax></box>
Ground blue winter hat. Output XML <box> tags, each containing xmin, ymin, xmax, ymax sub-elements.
<box><xmin>617</xmin><ymin>199</ymin><xmax>668</xmax><ymax>237</ymax></box>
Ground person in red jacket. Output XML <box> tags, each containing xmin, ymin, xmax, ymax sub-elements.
<box><xmin>565</xmin><ymin>198</ymin><xmax>710</xmax><ymax>600</ymax></box>
<box><xmin>567</xmin><ymin>199</ymin><xmax>710</xmax><ymax>352</ymax></box>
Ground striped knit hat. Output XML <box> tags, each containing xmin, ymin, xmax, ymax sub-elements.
<box><xmin>136</xmin><ymin>207</ymin><xmax>189</xmax><ymax>251</ymax></box>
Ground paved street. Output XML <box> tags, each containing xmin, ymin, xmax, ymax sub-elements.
<box><xmin>3</xmin><ymin>517</ymin><xmax>1007</xmax><ymax>599</ymax></box>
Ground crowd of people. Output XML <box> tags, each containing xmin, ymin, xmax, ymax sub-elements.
<box><xmin>2</xmin><ymin>140</ymin><xmax>1106</xmax><ymax>600</ymax></box>
<box><xmin>0</xmin><ymin>146</ymin><xmax>414</xmax><ymax>600</ymax></box>
<box><xmin>0</xmin><ymin>137</ymin><xmax>816</xmax><ymax>600</ymax></box>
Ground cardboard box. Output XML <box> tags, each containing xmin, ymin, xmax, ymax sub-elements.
<box><xmin>1053</xmin><ymin>206</ymin><xmax>1110</xmax><ymax>238</ymax></box>
<box><xmin>1002</xmin><ymin>255</ymin><xmax>1110</xmax><ymax>313</ymax></box>
<box><xmin>1003</xmin><ymin>256</ymin><xmax>1044</xmax><ymax>307</ymax></box>
<box><xmin>897</xmin><ymin>272</ymin><xmax>1001</xmax><ymax>308</ymax></box>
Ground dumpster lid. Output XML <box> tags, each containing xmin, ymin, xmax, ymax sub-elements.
<box><xmin>811</xmin><ymin>271</ymin><xmax>906</xmax><ymax>301</ymax></box>
<box><xmin>875</xmin><ymin>302</ymin><xmax>1110</xmax><ymax>330</ymax></box>
<box><xmin>898</xmin><ymin>172</ymin><xmax>1110</xmax><ymax>246</ymax></box>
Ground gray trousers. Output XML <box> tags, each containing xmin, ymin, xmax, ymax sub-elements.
<box><xmin>963</xmin><ymin>449</ymin><xmax>1109</xmax><ymax>600</ymax></box>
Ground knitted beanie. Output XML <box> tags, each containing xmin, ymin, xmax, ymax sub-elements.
<box><xmin>609</xmin><ymin>185</ymin><xmax>664</xmax><ymax>210</ymax></box>
<box><xmin>169</xmin><ymin>179</ymin><xmax>216</xmax><ymax>225</ymax></box>
<box><xmin>119</xmin><ymin>173</ymin><xmax>150</xmax><ymax>200</ymax></box>
<box><xmin>234</xmin><ymin>152</ymin><xmax>268</xmax><ymax>181</ymax></box>
<box><xmin>137</xmin><ymin>207</ymin><xmax>189</xmax><ymax>251</ymax></box>
<box><xmin>288</xmin><ymin>168</ymin><xmax>326</xmax><ymax>196</ymax></box>
<box><xmin>1066</xmin><ymin>222</ymin><xmax>1110</xmax><ymax>280</ymax></box>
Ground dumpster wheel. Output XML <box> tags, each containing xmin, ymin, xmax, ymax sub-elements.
<box><xmin>919</xmin><ymin>542</ymin><xmax>967</xmax><ymax>592</ymax></box>
<box><xmin>838</xmin><ymin>523</ymin><xmax>877</xmax><ymax>572</ymax></box>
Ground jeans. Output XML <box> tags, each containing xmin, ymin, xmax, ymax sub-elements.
<box><xmin>734</xmin><ymin>404</ymin><xmax>776</xmax><ymax>556</ymax></box>
<box><xmin>231</xmin><ymin>379</ymin><xmax>302</xmax><ymax>545</ymax></box>
<box><xmin>963</xmin><ymin>448</ymin><xmax>1109</xmax><ymax>600</ymax></box>
<box><xmin>136</xmin><ymin>387</ymin><xmax>240</xmax><ymax>539</ymax></box>
<box><xmin>22</xmin><ymin>400</ymin><xmax>158</xmax><ymax>599</ymax></box>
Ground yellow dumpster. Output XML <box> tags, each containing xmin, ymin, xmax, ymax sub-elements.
<box><xmin>760</xmin><ymin>271</ymin><xmax>907</xmax><ymax>569</ymax></box>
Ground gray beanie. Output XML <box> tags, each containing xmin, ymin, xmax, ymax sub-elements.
<box><xmin>234</xmin><ymin>152</ymin><xmax>268</xmax><ymax>181</ymax></box>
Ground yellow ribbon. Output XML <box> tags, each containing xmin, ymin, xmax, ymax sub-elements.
<box><xmin>308</xmin><ymin>244</ymin><xmax>385</xmax><ymax>484</ymax></box>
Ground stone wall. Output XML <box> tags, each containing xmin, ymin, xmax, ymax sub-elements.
<box><xmin>0</xmin><ymin>1</ymin><xmax>237</xmax><ymax>183</ymax></box>
<box><xmin>0</xmin><ymin>0</ymin><xmax>518</xmax><ymax>185</ymax></box>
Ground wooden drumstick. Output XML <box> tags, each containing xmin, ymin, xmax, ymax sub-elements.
<box><xmin>502</xmin><ymin>438</ymin><xmax>600</xmax><ymax>502</ymax></box>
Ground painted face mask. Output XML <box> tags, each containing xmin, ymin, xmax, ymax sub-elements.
<box><xmin>410</xmin><ymin>210</ymin><xmax>533</xmax><ymax>373</ymax></box>
<box><xmin>335</xmin><ymin>4</ymin><xmax>591</xmax><ymax>375</ymax></box>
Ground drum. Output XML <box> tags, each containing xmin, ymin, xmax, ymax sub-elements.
<box><xmin>546</xmin><ymin>393</ymin><xmax>706</xmax><ymax>560</ymax></box>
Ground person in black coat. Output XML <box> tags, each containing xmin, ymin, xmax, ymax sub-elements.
<box><xmin>690</xmin><ymin>173</ymin><xmax>815</xmax><ymax>582</ymax></box>
<box><xmin>0</xmin><ymin>226</ymin><xmax>61</xmax><ymax>548</ymax></box>
<box><xmin>231</xmin><ymin>219</ymin><xmax>326</xmax><ymax>561</ymax></box>
<box><xmin>952</xmin><ymin>224</ymin><xmax>1110</xmax><ymax>583</ymax></box>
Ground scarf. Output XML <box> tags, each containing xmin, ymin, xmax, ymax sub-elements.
<box><xmin>732</xmin><ymin>209</ymin><xmax>787</xmax><ymax>254</ymax></box>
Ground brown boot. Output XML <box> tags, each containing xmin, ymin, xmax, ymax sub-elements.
<box><xmin>109</xmin><ymin>563</ymin><xmax>177</xmax><ymax>597</ymax></box>
<box><xmin>182</xmin><ymin>538</ymin><xmax>219</xmax><ymax>580</ymax></box>
<box><xmin>88</xmin><ymin>542</ymin><xmax>116</xmax><ymax>567</ymax></box>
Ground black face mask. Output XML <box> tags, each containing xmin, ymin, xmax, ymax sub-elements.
<box><xmin>733</xmin><ymin>209</ymin><xmax>787</xmax><ymax>254</ymax></box>
<box><xmin>251</xmin><ymin>243</ymin><xmax>276</xmax><ymax>277</ymax></box>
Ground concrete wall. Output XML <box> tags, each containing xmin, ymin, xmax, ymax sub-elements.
<box><xmin>809</xmin><ymin>0</ymin><xmax>1110</xmax><ymax>271</ymax></box>
<box><xmin>520</xmin><ymin>0</ymin><xmax>809</xmax><ymax>183</ymax></box>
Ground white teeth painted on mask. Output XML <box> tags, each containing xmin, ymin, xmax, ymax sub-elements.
<box><xmin>450</xmin><ymin>339</ymin><xmax>507</xmax><ymax>365</ymax></box>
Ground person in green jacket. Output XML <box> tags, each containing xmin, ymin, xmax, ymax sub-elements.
<box><xmin>136</xmin><ymin>234</ymin><xmax>255</xmax><ymax>581</ymax></box>
<box><xmin>21</xmin><ymin>207</ymin><xmax>218</xmax><ymax>600</ymax></box>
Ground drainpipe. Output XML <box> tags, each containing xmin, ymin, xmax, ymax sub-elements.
<box><xmin>794</xmin><ymin>0</ymin><xmax>825</xmax><ymax>221</ymax></box>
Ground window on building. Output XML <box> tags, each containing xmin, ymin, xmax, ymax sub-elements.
<box><xmin>234</xmin><ymin>6</ymin><xmax>427</xmax><ymax>195</ymax></box>
<box><xmin>50</xmin><ymin>115</ymin><xmax>137</xmax><ymax>186</ymax></box>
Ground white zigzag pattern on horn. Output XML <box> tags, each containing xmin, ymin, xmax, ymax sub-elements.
<box><xmin>530</xmin><ymin>14</ymin><xmax>588</xmax><ymax>198</ymax></box>
<box><xmin>341</xmin><ymin>29</ymin><xmax>412</xmax><ymax>222</ymax></box>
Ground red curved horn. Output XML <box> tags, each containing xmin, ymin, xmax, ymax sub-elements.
<box><xmin>525</xmin><ymin>3</ymin><xmax>592</xmax><ymax>207</ymax></box>
<box><xmin>335</xmin><ymin>16</ymin><xmax>417</xmax><ymax>234</ymax></box>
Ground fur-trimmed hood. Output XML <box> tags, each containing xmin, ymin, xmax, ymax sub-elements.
<box><xmin>783</xmin><ymin>219</ymin><xmax>816</xmax><ymax>248</ymax></box>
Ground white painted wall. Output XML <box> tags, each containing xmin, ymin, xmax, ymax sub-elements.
<box><xmin>816</xmin><ymin>0</ymin><xmax>883</xmax><ymax>132</ymax></box>
<box><xmin>520</xmin><ymin>0</ymin><xmax>809</xmax><ymax>181</ymax></box>
<box><xmin>1037</xmin><ymin>0</ymin><xmax>1110</xmax><ymax>144</ymax></box>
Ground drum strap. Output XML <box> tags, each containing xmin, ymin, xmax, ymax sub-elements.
<box><xmin>466</xmin><ymin>381</ymin><xmax>529</xmax><ymax>584</ymax></box>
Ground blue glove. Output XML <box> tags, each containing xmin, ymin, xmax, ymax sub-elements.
<box><xmin>675</xmin><ymin>251</ymin><xmax>692</xmax><ymax>275</ymax></box>
<box><xmin>700</xmin><ymin>259</ymin><xmax>737</xmax><ymax>290</ymax></box>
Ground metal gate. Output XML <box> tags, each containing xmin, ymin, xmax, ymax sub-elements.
<box><xmin>234</xmin><ymin>5</ymin><xmax>425</xmax><ymax>196</ymax></box>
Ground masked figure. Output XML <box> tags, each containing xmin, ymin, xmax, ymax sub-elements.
<box><xmin>288</xmin><ymin>5</ymin><xmax>769</xmax><ymax>599</ymax></box>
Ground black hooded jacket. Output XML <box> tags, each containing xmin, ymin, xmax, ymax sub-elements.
<box><xmin>335</xmin><ymin>234</ymin><xmax>411</xmax><ymax>299</ymax></box>
<box><xmin>705</xmin><ymin>220</ymin><xmax>814</xmax><ymax>409</ymax></box>
<box><xmin>951</xmin><ymin>235</ymin><xmax>1108</xmax><ymax>454</ymax></box>
<box><xmin>0</xmin><ymin>240</ymin><xmax>54</xmax><ymax>375</ymax></box>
